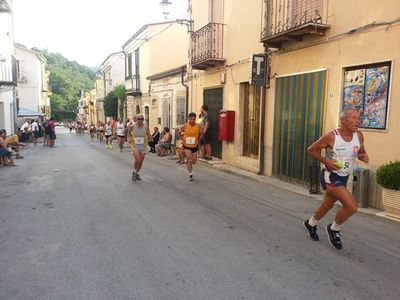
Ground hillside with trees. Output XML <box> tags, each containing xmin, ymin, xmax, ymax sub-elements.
<box><xmin>33</xmin><ymin>48</ymin><xmax>96</xmax><ymax>120</ymax></box>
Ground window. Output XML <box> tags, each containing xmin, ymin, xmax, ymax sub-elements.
<box><xmin>126</xmin><ymin>53</ymin><xmax>132</xmax><ymax>78</ymax></box>
<box><xmin>134</xmin><ymin>49</ymin><xmax>140</xmax><ymax>76</ymax></box>
<box><xmin>176</xmin><ymin>97</ymin><xmax>186</xmax><ymax>125</ymax></box>
<box><xmin>343</xmin><ymin>62</ymin><xmax>391</xmax><ymax>129</ymax></box>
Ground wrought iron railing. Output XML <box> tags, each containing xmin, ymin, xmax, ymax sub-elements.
<box><xmin>262</xmin><ymin>0</ymin><xmax>326</xmax><ymax>39</ymax></box>
<box><xmin>127</xmin><ymin>74</ymin><xmax>141</xmax><ymax>93</ymax></box>
<box><xmin>0</xmin><ymin>54</ymin><xmax>17</xmax><ymax>86</ymax></box>
<box><xmin>191</xmin><ymin>22</ymin><xmax>224</xmax><ymax>65</ymax></box>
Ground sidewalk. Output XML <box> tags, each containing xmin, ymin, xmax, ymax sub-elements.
<box><xmin>195</xmin><ymin>157</ymin><xmax>392</xmax><ymax>220</ymax></box>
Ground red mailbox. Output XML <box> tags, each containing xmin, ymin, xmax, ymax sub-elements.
<box><xmin>218</xmin><ymin>110</ymin><xmax>235</xmax><ymax>141</ymax></box>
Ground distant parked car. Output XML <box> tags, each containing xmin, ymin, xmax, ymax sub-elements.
<box><xmin>56</xmin><ymin>122</ymin><xmax>64</xmax><ymax>126</ymax></box>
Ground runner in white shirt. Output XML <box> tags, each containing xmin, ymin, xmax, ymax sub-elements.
<box><xmin>304</xmin><ymin>109</ymin><xmax>369</xmax><ymax>250</ymax></box>
<box><xmin>116</xmin><ymin>119</ymin><xmax>126</xmax><ymax>152</ymax></box>
<box><xmin>104</xmin><ymin>121</ymin><xmax>113</xmax><ymax>149</ymax></box>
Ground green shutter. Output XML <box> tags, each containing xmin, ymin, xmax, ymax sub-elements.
<box><xmin>272</xmin><ymin>71</ymin><xmax>326</xmax><ymax>183</ymax></box>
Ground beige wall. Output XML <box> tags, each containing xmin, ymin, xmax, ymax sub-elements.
<box><xmin>149</xmin><ymin>23</ymin><xmax>188</xmax><ymax>75</ymax></box>
<box><xmin>189</xmin><ymin>0</ymin><xmax>264</xmax><ymax>172</ymax></box>
<box><xmin>266</xmin><ymin>25</ymin><xmax>400</xmax><ymax>169</ymax></box>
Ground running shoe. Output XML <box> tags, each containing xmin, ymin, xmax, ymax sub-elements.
<box><xmin>132</xmin><ymin>171</ymin><xmax>137</xmax><ymax>181</ymax></box>
<box><xmin>189</xmin><ymin>174</ymin><xmax>193</xmax><ymax>181</ymax></box>
<box><xmin>136</xmin><ymin>173</ymin><xmax>142</xmax><ymax>180</ymax></box>
<box><xmin>326</xmin><ymin>223</ymin><xmax>343</xmax><ymax>250</ymax></box>
<box><xmin>303</xmin><ymin>219</ymin><xmax>319</xmax><ymax>241</ymax></box>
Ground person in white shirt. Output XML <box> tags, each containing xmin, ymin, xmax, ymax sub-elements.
<box><xmin>304</xmin><ymin>109</ymin><xmax>369</xmax><ymax>250</ymax></box>
<box><xmin>31</xmin><ymin>120</ymin><xmax>39</xmax><ymax>146</ymax></box>
<box><xmin>104</xmin><ymin>121</ymin><xmax>113</xmax><ymax>149</ymax></box>
<box><xmin>116</xmin><ymin>119</ymin><xmax>126</xmax><ymax>152</ymax></box>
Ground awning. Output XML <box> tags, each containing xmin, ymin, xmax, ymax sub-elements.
<box><xmin>18</xmin><ymin>108</ymin><xmax>43</xmax><ymax>117</ymax></box>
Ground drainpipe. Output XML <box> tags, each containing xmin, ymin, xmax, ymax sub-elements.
<box><xmin>258</xmin><ymin>51</ymin><xmax>269</xmax><ymax>175</ymax></box>
<box><xmin>181</xmin><ymin>66</ymin><xmax>189</xmax><ymax>116</ymax></box>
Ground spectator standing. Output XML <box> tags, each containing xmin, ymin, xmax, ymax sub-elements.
<box><xmin>199</xmin><ymin>105</ymin><xmax>212</xmax><ymax>160</ymax></box>
<box><xmin>31</xmin><ymin>119</ymin><xmax>39</xmax><ymax>146</ymax></box>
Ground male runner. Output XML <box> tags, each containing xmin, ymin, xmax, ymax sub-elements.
<box><xmin>128</xmin><ymin>114</ymin><xmax>151</xmax><ymax>181</ymax></box>
<box><xmin>179</xmin><ymin>112</ymin><xmax>204</xmax><ymax>181</ymax></box>
<box><xmin>116</xmin><ymin>119</ymin><xmax>126</xmax><ymax>152</ymax></box>
<box><xmin>104</xmin><ymin>121</ymin><xmax>113</xmax><ymax>149</ymax></box>
<box><xmin>304</xmin><ymin>109</ymin><xmax>369</xmax><ymax>250</ymax></box>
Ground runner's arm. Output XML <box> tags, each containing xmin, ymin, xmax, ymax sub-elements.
<box><xmin>357</xmin><ymin>131</ymin><xmax>369</xmax><ymax>163</ymax></box>
<box><xmin>307</xmin><ymin>132</ymin><xmax>339</xmax><ymax>171</ymax></box>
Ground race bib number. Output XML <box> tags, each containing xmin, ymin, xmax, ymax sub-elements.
<box><xmin>342</xmin><ymin>157</ymin><xmax>354</xmax><ymax>171</ymax></box>
<box><xmin>186</xmin><ymin>137</ymin><xmax>196</xmax><ymax>145</ymax></box>
<box><xmin>134</xmin><ymin>137</ymin><xmax>144</xmax><ymax>144</ymax></box>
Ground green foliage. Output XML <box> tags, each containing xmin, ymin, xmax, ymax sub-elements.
<box><xmin>33</xmin><ymin>48</ymin><xmax>95</xmax><ymax>120</ymax></box>
<box><xmin>114</xmin><ymin>85</ymin><xmax>126</xmax><ymax>119</ymax></box>
<box><xmin>104</xmin><ymin>91</ymin><xmax>118</xmax><ymax>119</ymax></box>
<box><xmin>377</xmin><ymin>161</ymin><xmax>400</xmax><ymax>190</ymax></box>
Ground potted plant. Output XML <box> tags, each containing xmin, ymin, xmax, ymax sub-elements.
<box><xmin>376</xmin><ymin>160</ymin><xmax>400</xmax><ymax>218</ymax></box>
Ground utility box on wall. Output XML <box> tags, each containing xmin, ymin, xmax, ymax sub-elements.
<box><xmin>218</xmin><ymin>110</ymin><xmax>235</xmax><ymax>141</ymax></box>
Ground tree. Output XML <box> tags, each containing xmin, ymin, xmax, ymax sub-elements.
<box><xmin>32</xmin><ymin>48</ymin><xmax>95</xmax><ymax>120</ymax></box>
<box><xmin>104</xmin><ymin>91</ymin><xmax>118</xmax><ymax>119</ymax></box>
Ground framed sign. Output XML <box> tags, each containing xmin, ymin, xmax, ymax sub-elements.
<box><xmin>250</xmin><ymin>54</ymin><xmax>267</xmax><ymax>86</ymax></box>
<box><xmin>343</xmin><ymin>62</ymin><xmax>391</xmax><ymax>129</ymax></box>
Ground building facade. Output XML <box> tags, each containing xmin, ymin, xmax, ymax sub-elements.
<box><xmin>14</xmin><ymin>43</ymin><xmax>50</xmax><ymax>119</ymax></box>
<box><xmin>0</xmin><ymin>0</ymin><xmax>18</xmax><ymax>134</ymax></box>
<box><xmin>260</xmin><ymin>0</ymin><xmax>400</xmax><ymax>208</ymax></box>
<box><xmin>122</xmin><ymin>21</ymin><xmax>188</xmax><ymax>133</ymax></box>
<box><xmin>187</xmin><ymin>0</ymin><xmax>400</xmax><ymax>209</ymax></box>
<box><xmin>99</xmin><ymin>52</ymin><xmax>125</xmax><ymax>120</ymax></box>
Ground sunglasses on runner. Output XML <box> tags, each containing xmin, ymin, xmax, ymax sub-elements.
<box><xmin>137</xmin><ymin>118</ymin><xmax>144</xmax><ymax>120</ymax></box>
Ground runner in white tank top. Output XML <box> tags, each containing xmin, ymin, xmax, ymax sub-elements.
<box><xmin>127</xmin><ymin>114</ymin><xmax>151</xmax><ymax>181</ymax></box>
<box><xmin>325</xmin><ymin>128</ymin><xmax>360</xmax><ymax>177</ymax></box>
<box><xmin>116</xmin><ymin>119</ymin><xmax>126</xmax><ymax>152</ymax></box>
<box><xmin>304</xmin><ymin>109</ymin><xmax>369</xmax><ymax>250</ymax></box>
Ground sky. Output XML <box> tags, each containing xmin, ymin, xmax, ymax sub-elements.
<box><xmin>12</xmin><ymin>0</ymin><xmax>188</xmax><ymax>67</ymax></box>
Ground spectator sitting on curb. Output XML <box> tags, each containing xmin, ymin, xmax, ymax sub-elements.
<box><xmin>175</xmin><ymin>132</ymin><xmax>186</xmax><ymax>164</ymax></box>
<box><xmin>0</xmin><ymin>129</ymin><xmax>16</xmax><ymax>166</ymax></box>
<box><xmin>148</xmin><ymin>127</ymin><xmax>160</xmax><ymax>153</ymax></box>
<box><xmin>4</xmin><ymin>130</ymin><xmax>24</xmax><ymax>159</ymax></box>
<box><xmin>155</xmin><ymin>127</ymin><xmax>172</xmax><ymax>156</ymax></box>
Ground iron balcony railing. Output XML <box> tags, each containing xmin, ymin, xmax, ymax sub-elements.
<box><xmin>191</xmin><ymin>22</ymin><xmax>224</xmax><ymax>67</ymax></box>
<box><xmin>0</xmin><ymin>54</ymin><xmax>17</xmax><ymax>86</ymax></box>
<box><xmin>126</xmin><ymin>74</ymin><xmax>141</xmax><ymax>95</ymax></box>
<box><xmin>262</xmin><ymin>0</ymin><xmax>328</xmax><ymax>41</ymax></box>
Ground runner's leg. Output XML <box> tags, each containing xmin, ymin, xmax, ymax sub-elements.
<box><xmin>326</xmin><ymin>186</ymin><xmax>358</xmax><ymax>225</ymax></box>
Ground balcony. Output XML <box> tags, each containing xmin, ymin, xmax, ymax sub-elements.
<box><xmin>0</xmin><ymin>54</ymin><xmax>17</xmax><ymax>87</ymax></box>
<box><xmin>191</xmin><ymin>22</ymin><xmax>225</xmax><ymax>70</ymax></box>
<box><xmin>261</xmin><ymin>0</ymin><xmax>330</xmax><ymax>48</ymax></box>
<box><xmin>125</xmin><ymin>74</ymin><xmax>141</xmax><ymax>96</ymax></box>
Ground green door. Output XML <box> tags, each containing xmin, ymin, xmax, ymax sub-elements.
<box><xmin>272</xmin><ymin>71</ymin><xmax>326</xmax><ymax>184</ymax></box>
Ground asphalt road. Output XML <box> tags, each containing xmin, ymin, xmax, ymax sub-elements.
<box><xmin>1</xmin><ymin>128</ymin><xmax>399</xmax><ymax>300</ymax></box>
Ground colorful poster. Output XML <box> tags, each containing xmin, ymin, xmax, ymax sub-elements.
<box><xmin>361</xmin><ymin>66</ymin><xmax>389</xmax><ymax>129</ymax></box>
<box><xmin>342</xmin><ymin>64</ymin><xmax>390</xmax><ymax>130</ymax></box>
<box><xmin>343</xmin><ymin>69</ymin><xmax>365</xmax><ymax>110</ymax></box>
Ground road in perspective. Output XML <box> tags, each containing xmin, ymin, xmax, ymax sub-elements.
<box><xmin>1</xmin><ymin>127</ymin><xmax>400</xmax><ymax>300</ymax></box>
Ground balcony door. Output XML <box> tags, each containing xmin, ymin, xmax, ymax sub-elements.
<box><xmin>210</xmin><ymin>0</ymin><xmax>223</xmax><ymax>23</ymax></box>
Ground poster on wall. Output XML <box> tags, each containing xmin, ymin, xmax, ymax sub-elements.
<box><xmin>342</xmin><ymin>63</ymin><xmax>390</xmax><ymax>130</ymax></box>
<box><xmin>362</xmin><ymin>66</ymin><xmax>390</xmax><ymax>129</ymax></box>
<box><xmin>343</xmin><ymin>69</ymin><xmax>365</xmax><ymax>110</ymax></box>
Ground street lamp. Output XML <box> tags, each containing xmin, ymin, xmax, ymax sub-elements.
<box><xmin>160</xmin><ymin>0</ymin><xmax>172</xmax><ymax>19</ymax></box>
